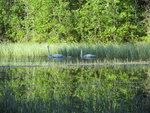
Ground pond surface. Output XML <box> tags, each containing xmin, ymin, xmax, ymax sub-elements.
<box><xmin>0</xmin><ymin>57</ymin><xmax>150</xmax><ymax>113</ymax></box>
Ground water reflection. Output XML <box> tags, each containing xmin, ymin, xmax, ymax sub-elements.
<box><xmin>0</xmin><ymin>65</ymin><xmax>150</xmax><ymax>112</ymax></box>
<box><xmin>0</xmin><ymin>56</ymin><xmax>99</xmax><ymax>66</ymax></box>
<box><xmin>0</xmin><ymin>56</ymin><xmax>150</xmax><ymax>69</ymax></box>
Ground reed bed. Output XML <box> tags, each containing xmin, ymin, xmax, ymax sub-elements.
<box><xmin>0</xmin><ymin>43</ymin><xmax>150</xmax><ymax>61</ymax></box>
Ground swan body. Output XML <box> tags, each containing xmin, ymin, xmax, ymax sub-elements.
<box><xmin>66</xmin><ymin>55</ymin><xmax>72</xmax><ymax>58</ymax></box>
<box><xmin>80</xmin><ymin>48</ymin><xmax>96</xmax><ymax>59</ymax></box>
<box><xmin>47</xmin><ymin>46</ymin><xmax>63</xmax><ymax>58</ymax></box>
<box><xmin>52</xmin><ymin>54</ymin><xmax>63</xmax><ymax>58</ymax></box>
<box><xmin>83</xmin><ymin>54</ymin><xmax>96</xmax><ymax>58</ymax></box>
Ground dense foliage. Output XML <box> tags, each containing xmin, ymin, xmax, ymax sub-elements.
<box><xmin>0</xmin><ymin>0</ymin><xmax>149</xmax><ymax>43</ymax></box>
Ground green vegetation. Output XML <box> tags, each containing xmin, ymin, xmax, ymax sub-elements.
<box><xmin>0</xmin><ymin>0</ymin><xmax>149</xmax><ymax>43</ymax></box>
<box><xmin>0</xmin><ymin>66</ymin><xmax>150</xmax><ymax>113</ymax></box>
<box><xmin>0</xmin><ymin>0</ymin><xmax>150</xmax><ymax>112</ymax></box>
<box><xmin>1</xmin><ymin>43</ymin><xmax>150</xmax><ymax>62</ymax></box>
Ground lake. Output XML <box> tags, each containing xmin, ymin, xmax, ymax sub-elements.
<box><xmin>0</xmin><ymin>57</ymin><xmax>150</xmax><ymax>113</ymax></box>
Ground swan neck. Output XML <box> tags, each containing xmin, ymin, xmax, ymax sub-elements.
<box><xmin>47</xmin><ymin>46</ymin><xmax>50</xmax><ymax>56</ymax></box>
<box><xmin>80</xmin><ymin>49</ymin><xmax>83</xmax><ymax>58</ymax></box>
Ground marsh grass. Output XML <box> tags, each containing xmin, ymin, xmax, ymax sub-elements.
<box><xmin>0</xmin><ymin>43</ymin><xmax>150</xmax><ymax>61</ymax></box>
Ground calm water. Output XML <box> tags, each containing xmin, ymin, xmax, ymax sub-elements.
<box><xmin>0</xmin><ymin>57</ymin><xmax>150</xmax><ymax>113</ymax></box>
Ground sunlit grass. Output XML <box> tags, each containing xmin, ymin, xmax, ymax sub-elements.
<box><xmin>0</xmin><ymin>43</ymin><xmax>150</xmax><ymax>61</ymax></box>
<box><xmin>0</xmin><ymin>43</ymin><xmax>47</xmax><ymax>57</ymax></box>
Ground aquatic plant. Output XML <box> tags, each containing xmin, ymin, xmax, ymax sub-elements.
<box><xmin>0</xmin><ymin>43</ymin><xmax>150</xmax><ymax>61</ymax></box>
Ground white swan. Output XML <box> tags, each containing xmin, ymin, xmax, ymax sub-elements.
<box><xmin>80</xmin><ymin>48</ymin><xmax>96</xmax><ymax>59</ymax></box>
<box><xmin>47</xmin><ymin>46</ymin><xmax>63</xmax><ymax>58</ymax></box>
<box><xmin>66</xmin><ymin>55</ymin><xmax>72</xmax><ymax>58</ymax></box>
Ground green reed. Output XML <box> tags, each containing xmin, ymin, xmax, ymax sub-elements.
<box><xmin>1</xmin><ymin>43</ymin><xmax>150</xmax><ymax>61</ymax></box>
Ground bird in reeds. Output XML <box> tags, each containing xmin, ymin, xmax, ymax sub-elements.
<box><xmin>80</xmin><ymin>48</ymin><xmax>96</xmax><ymax>59</ymax></box>
<box><xmin>47</xmin><ymin>45</ymin><xmax>63</xmax><ymax>58</ymax></box>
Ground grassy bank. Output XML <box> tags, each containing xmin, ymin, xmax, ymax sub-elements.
<box><xmin>0</xmin><ymin>43</ymin><xmax>150</xmax><ymax>61</ymax></box>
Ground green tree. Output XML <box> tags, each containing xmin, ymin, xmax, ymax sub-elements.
<box><xmin>0</xmin><ymin>0</ymin><xmax>149</xmax><ymax>43</ymax></box>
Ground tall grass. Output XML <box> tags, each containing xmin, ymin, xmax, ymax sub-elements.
<box><xmin>1</xmin><ymin>43</ymin><xmax>150</xmax><ymax>61</ymax></box>
<box><xmin>0</xmin><ymin>43</ymin><xmax>47</xmax><ymax>57</ymax></box>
